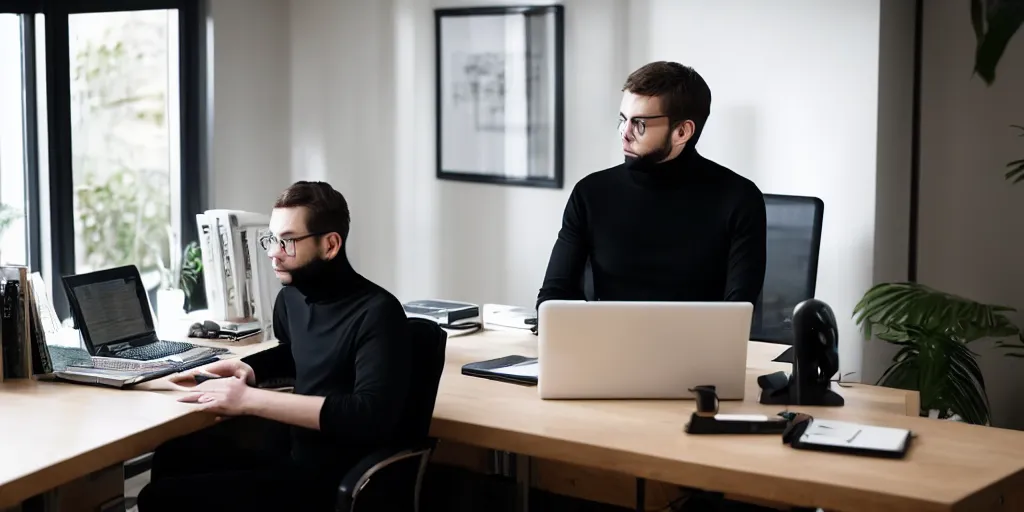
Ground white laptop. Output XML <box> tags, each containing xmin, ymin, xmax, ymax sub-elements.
<box><xmin>537</xmin><ymin>300</ymin><xmax>752</xmax><ymax>400</ymax></box>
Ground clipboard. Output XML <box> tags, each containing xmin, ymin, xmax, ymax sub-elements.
<box><xmin>461</xmin><ymin>355</ymin><xmax>538</xmax><ymax>386</ymax></box>
<box><xmin>784</xmin><ymin>417</ymin><xmax>913</xmax><ymax>459</ymax></box>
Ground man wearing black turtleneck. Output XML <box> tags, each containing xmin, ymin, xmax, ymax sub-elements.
<box><xmin>137</xmin><ymin>181</ymin><xmax>411</xmax><ymax>512</ymax></box>
<box><xmin>537</xmin><ymin>61</ymin><xmax>766</xmax><ymax>309</ymax></box>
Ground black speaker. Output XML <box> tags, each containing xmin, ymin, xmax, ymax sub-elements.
<box><xmin>758</xmin><ymin>298</ymin><xmax>844</xmax><ymax>407</ymax></box>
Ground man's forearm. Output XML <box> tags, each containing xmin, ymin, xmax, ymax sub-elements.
<box><xmin>243</xmin><ymin>388</ymin><xmax>325</xmax><ymax>431</ymax></box>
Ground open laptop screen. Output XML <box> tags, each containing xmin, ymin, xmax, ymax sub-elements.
<box><xmin>63</xmin><ymin>265</ymin><xmax>154</xmax><ymax>349</ymax></box>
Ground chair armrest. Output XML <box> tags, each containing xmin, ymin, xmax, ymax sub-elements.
<box><xmin>336</xmin><ymin>441</ymin><xmax>435</xmax><ymax>511</ymax></box>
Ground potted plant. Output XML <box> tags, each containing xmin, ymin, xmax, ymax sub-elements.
<box><xmin>854</xmin><ymin>283</ymin><xmax>1020</xmax><ymax>424</ymax></box>
<box><xmin>852</xmin><ymin>1</ymin><xmax>1023</xmax><ymax>426</ymax></box>
<box><xmin>155</xmin><ymin>228</ymin><xmax>203</xmax><ymax>325</ymax></box>
<box><xmin>180</xmin><ymin>241</ymin><xmax>204</xmax><ymax>312</ymax></box>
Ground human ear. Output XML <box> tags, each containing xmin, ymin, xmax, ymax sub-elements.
<box><xmin>675</xmin><ymin>120</ymin><xmax>695</xmax><ymax>147</ymax></box>
<box><xmin>322</xmin><ymin>233</ymin><xmax>343</xmax><ymax>259</ymax></box>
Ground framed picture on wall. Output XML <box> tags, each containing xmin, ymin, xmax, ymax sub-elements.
<box><xmin>434</xmin><ymin>5</ymin><xmax>564</xmax><ymax>189</ymax></box>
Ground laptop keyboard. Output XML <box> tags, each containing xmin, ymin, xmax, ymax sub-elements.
<box><xmin>116</xmin><ymin>340</ymin><xmax>197</xmax><ymax>361</ymax></box>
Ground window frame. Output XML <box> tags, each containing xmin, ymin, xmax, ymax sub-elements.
<box><xmin>1</xmin><ymin>0</ymin><xmax>208</xmax><ymax>317</ymax></box>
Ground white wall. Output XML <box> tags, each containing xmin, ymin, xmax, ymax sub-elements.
<box><xmin>290</xmin><ymin>0</ymin><xmax>400</xmax><ymax>292</ymax></box>
<box><xmin>629</xmin><ymin>0</ymin><xmax>885</xmax><ymax>381</ymax></box>
<box><xmin>917</xmin><ymin>1</ymin><xmax>1024</xmax><ymax>428</ymax></box>
<box><xmin>862</xmin><ymin>0</ymin><xmax>917</xmax><ymax>385</ymax></box>
<box><xmin>214</xmin><ymin>0</ymin><xmax>1024</xmax><ymax>428</ymax></box>
<box><xmin>284</xmin><ymin>0</ymin><xmax>903</xmax><ymax>381</ymax></box>
<box><xmin>207</xmin><ymin>0</ymin><xmax>292</xmax><ymax>214</ymax></box>
<box><xmin>290</xmin><ymin>0</ymin><xmax>628</xmax><ymax>303</ymax></box>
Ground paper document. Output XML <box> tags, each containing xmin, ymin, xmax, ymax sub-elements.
<box><xmin>489</xmin><ymin>361</ymin><xmax>539</xmax><ymax>378</ymax></box>
<box><xmin>800</xmin><ymin>419</ymin><xmax>910</xmax><ymax>452</ymax></box>
<box><xmin>483</xmin><ymin>303</ymin><xmax>536</xmax><ymax>330</ymax></box>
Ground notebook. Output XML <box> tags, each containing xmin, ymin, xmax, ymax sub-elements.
<box><xmin>787</xmin><ymin>418</ymin><xmax>913</xmax><ymax>458</ymax></box>
<box><xmin>461</xmin><ymin>355</ymin><xmax>538</xmax><ymax>386</ymax></box>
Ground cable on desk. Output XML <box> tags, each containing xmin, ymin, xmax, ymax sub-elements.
<box><xmin>441</xmin><ymin>321</ymin><xmax>482</xmax><ymax>337</ymax></box>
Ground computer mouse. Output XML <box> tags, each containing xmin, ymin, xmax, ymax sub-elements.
<box><xmin>188</xmin><ymin>320</ymin><xmax>222</xmax><ymax>338</ymax></box>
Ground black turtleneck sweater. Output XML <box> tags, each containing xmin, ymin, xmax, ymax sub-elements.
<box><xmin>246</xmin><ymin>255</ymin><xmax>411</xmax><ymax>480</ymax></box>
<box><xmin>537</xmin><ymin>148</ymin><xmax>766</xmax><ymax>308</ymax></box>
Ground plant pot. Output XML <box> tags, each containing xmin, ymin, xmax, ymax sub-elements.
<box><xmin>156</xmin><ymin>287</ymin><xmax>186</xmax><ymax>329</ymax></box>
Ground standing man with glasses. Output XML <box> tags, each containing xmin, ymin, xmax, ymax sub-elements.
<box><xmin>537</xmin><ymin>61</ymin><xmax>767</xmax><ymax>310</ymax></box>
<box><xmin>137</xmin><ymin>181</ymin><xmax>412</xmax><ymax>512</ymax></box>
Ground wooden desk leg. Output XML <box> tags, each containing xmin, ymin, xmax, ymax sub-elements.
<box><xmin>515</xmin><ymin>453</ymin><xmax>531</xmax><ymax>512</ymax></box>
<box><xmin>636</xmin><ymin>477</ymin><xmax>645</xmax><ymax>512</ymax></box>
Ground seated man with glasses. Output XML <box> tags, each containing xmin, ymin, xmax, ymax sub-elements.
<box><xmin>137</xmin><ymin>181</ymin><xmax>412</xmax><ymax>512</ymax></box>
<box><xmin>537</xmin><ymin>61</ymin><xmax>767</xmax><ymax>310</ymax></box>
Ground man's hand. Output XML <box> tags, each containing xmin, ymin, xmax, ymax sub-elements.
<box><xmin>177</xmin><ymin>375</ymin><xmax>255</xmax><ymax>416</ymax></box>
<box><xmin>169</xmin><ymin>359</ymin><xmax>256</xmax><ymax>388</ymax></box>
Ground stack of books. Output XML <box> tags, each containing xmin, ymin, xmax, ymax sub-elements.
<box><xmin>0</xmin><ymin>269</ymin><xmax>213</xmax><ymax>388</ymax></box>
<box><xmin>1</xmin><ymin>266</ymin><xmax>50</xmax><ymax>381</ymax></box>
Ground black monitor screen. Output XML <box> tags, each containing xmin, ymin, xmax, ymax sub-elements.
<box><xmin>68</xmin><ymin>273</ymin><xmax>151</xmax><ymax>347</ymax></box>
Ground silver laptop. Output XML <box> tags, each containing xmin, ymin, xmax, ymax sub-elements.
<box><xmin>537</xmin><ymin>300</ymin><xmax>752</xmax><ymax>400</ymax></box>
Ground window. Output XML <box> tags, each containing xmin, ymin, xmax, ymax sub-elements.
<box><xmin>0</xmin><ymin>14</ymin><xmax>29</xmax><ymax>267</ymax></box>
<box><xmin>69</xmin><ymin>9</ymin><xmax>181</xmax><ymax>278</ymax></box>
<box><xmin>1</xmin><ymin>0</ymin><xmax>206</xmax><ymax>318</ymax></box>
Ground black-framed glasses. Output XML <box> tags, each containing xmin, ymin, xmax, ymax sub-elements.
<box><xmin>618</xmin><ymin>114</ymin><xmax>669</xmax><ymax>137</ymax></box>
<box><xmin>258</xmin><ymin>232</ymin><xmax>322</xmax><ymax>257</ymax></box>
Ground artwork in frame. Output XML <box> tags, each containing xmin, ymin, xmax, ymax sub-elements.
<box><xmin>435</xmin><ymin>5</ymin><xmax>564</xmax><ymax>189</ymax></box>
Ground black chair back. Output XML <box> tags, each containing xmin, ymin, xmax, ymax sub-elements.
<box><xmin>573</xmin><ymin>193</ymin><xmax>823</xmax><ymax>346</ymax></box>
<box><xmin>398</xmin><ymin>317</ymin><xmax>448</xmax><ymax>442</ymax></box>
<box><xmin>337</xmin><ymin>318</ymin><xmax>447</xmax><ymax>511</ymax></box>
<box><xmin>751</xmin><ymin>194</ymin><xmax>824</xmax><ymax>344</ymax></box>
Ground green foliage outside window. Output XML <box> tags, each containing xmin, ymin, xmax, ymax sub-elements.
<box><xmin>69</xmin><ymin>13</ymin><xmax>172</xmax><ymax>275</ymax></box>
<box><xmin>75</xmin><ymin>168</ymin><xmax>170</xmax><ymax>273</ymax></box>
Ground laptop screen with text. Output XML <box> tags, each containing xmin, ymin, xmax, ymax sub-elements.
<box><xmin>69</xmin><ymin>274</ymin><xmax>151</xmax><ymax>347</ymax></box>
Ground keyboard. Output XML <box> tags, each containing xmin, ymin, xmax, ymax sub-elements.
<box><xmin>114</xmin><ymin>340</ymin><xmax>198</xmax><ymax>361</ymax></box>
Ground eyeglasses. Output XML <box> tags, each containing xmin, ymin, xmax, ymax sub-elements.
<box><xmin>258</xmin><ymin>232</ymin><xmax>322</xmax><ymax>257</ymax></box>
<box><xmin>618</xmin><ymin>115</ymin><xmax>669</xmax><ymax>137</ymax></box>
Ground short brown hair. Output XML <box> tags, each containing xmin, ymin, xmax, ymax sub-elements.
<box><xmin>622</xmin><ymin>61</ymin><xmax>712</xmax><ymax>143</ymax></box>
<box><xmin>274</xmin><ymin>181</ymin><xmax>351</xmax><ymax>240</ymax></box>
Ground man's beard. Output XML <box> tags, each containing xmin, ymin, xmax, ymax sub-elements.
<box><xmin>282</xmin><ymin>256</ymin><xmax>331</xmax><ymax>288</ymax></box>
<box><xmin>624</xmin><ymin>132</ymin><xmax>674</xmax><ymax>171</ymax></box>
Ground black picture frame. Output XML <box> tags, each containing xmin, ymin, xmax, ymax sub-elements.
<box><xmin>434</xmin><ymin>5</ymin><xmax>564</xmax><ymax>189</ymax></box>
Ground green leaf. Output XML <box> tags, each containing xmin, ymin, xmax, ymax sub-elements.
<box><xmin>971</xmin><ymin>0</ymin><xmax>985</xmax><ymax>42</ymax></box>
<box><xmin>1007</xmin><ymin>160</ymin><xmax>1024</xmax><ymax>183</ymax></box>
<box><xmin>973</xmin><ymin>0</ymin><xmax>1024</xmax><ymax>85</ymax></box>
<box><xmin>853</xmin><ymin>282</ymin><xmax>1018</xmax><ymax>342</ymax></box>
<box><xmin>855</xmin><ymin>285</ymin><xmax>1006</xmax><ymax>424</ymax></box>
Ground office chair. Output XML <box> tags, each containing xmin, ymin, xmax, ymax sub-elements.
<box><xmin>750</xmin><ymin>194</ymin><xmax>824</xmax><ymax>345</ymax></box>
<box><xmin>335</xmin><ymin>317</ymin><xmax>448</xmax><ymax>512</ymax></box>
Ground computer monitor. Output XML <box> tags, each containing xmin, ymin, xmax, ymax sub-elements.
<box><xmin>62</xmin><ymin>264</ymin><xmax>156</xmax><ymax>354</ymax></box>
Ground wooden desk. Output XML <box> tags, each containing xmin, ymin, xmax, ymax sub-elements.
<box><xmin>431</xmin><ymin>330</ymin><xmax>1024</xmax><ymax>512</ymax></box>
<box><xmin>2</xmin><ymin>329</ymin><xmax>1024</xmax><ymax>512</ymax></box>
<box><xmin>0</xmin><ymin>336</ymin><xmax>277</xmax><ymax>509</ymax></box>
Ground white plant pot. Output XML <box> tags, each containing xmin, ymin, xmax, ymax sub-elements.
<box><xmin>156</xmin><ymin>288</ymin><xmax>186</xmax><ymax>330</ymax></box>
